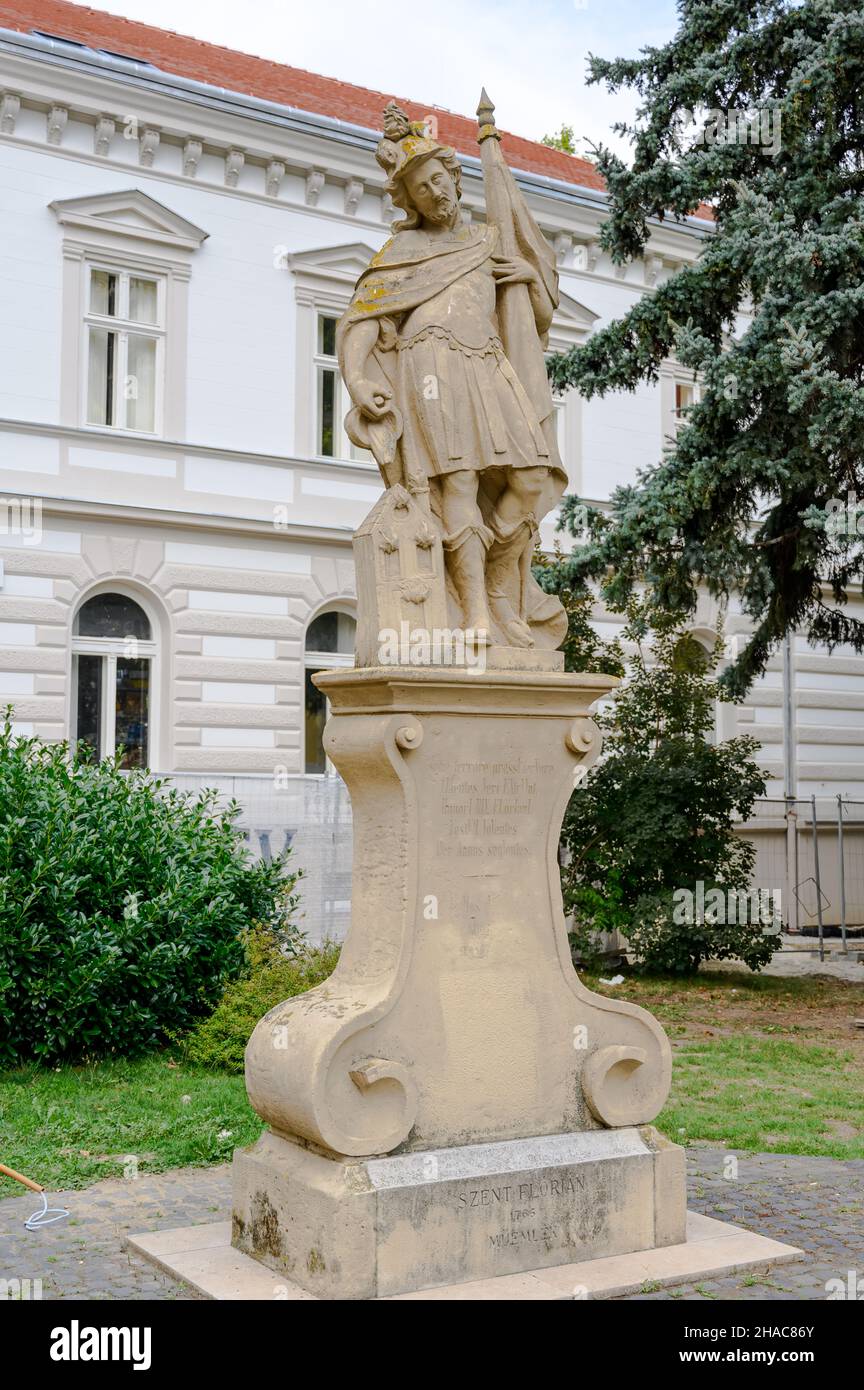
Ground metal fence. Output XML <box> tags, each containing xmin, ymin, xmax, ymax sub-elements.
<box><xmin>158</xmin><ymin>772</ymin><xmax>353</xmax><ymax>945</ymax></box>
<box><xmin>155</xmin><ymin>775</ymin><xmax>864</xmax><ymax>961</ymax></box>
<box><xmin>740</xmin><ymin>796</ymin><xmax>864</xmax><ymax>959</ymax></box>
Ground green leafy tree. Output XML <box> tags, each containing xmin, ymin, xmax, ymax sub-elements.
<box><xmin>559</xmin><ymin>601</ymin><xmax>772</xmax><ymax>974</ymax></box>
<box><xmin>533</xmin><ymin>545</ymin><xmax>625</xmax><ymax>677</ymax></box>
<box><xmin>546</xmin><ymin>0</ymin><xmax>864</xmax><ymax>697</ymax></box>
<box><xmin>0</xmin><ymin>716</ymin><xmax>300</xmax><ymax>1063</ymax></box>
<box><xmin>542</xmin><ymin>123</ymin><xmax>579</xmax><ymax>155</ymax></box>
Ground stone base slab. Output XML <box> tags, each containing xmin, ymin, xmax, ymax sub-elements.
<box><xmin>127</xmin><ymin>1210</ymin><xmax>802</xmax><ymax>1301</ymax></box>
<box><xmin>229</xmin><ymin>1126</ymin><xmax>686</xmax><ymax>1299</ymax></box>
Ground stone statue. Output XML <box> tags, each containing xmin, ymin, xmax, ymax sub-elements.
<box><xmin>337</xmin><ymin>95</ymin><xmax>567</xmax><ymax>654</ymax></box>
<box><xmin>232</xmin><ymin>95</ymin><xmax>685</xmax><ymax>1300</ymax></box>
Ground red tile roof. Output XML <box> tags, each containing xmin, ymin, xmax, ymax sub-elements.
<box><xmin>0</xmin><ymin>0</ymin><xmax>713</xmax><ymax>219</ymax></box>
<box><xmin>0</xmin><ymin>0</ymin><xmax>610</xmax><ymax>188</ymax></box>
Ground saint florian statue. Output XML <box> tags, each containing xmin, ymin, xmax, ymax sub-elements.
<box><xmin>337</xmin><ymin>95</ymin><xmax>568</xmax><ymax>651</ymax></box>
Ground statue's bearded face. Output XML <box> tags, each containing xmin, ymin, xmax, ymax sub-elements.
<box><xmin>402</xmin><ymin>157</ymin><xmax>459</xmax><ymax>227</ymax></box>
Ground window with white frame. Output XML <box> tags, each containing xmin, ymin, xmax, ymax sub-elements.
<box><xmin>545</xmin><ymin>354</ymin><xmax>568</xmax><ymax>463</ymax></box>
<box><xmin>314</xmin><ymin>313</ymin><xmax>368</xmax><ymax>461</ymax></box>
<box><xmin>674</xmin><ymin>379</ymin><xmax>698</xmax><ymax>425</ymax></box>
<box><xmin>285</xmin><ymin>244</ymin><xmax>381</xmax><ymax>463</ymax></box>
<box><xmin>71</xmin><ymin>592</ymin><xmax>157</xmax><ymax>768</ymax></box>
<box><xmin>304</xmin><ymin>608</ymin><xmax>356</xmax><ymax>774</ymax></box>
<box><xmin>50</xmin><ymin>189</ymin><xmax>208</xmax><ymax>440</ymax></box>
<box><xmin>85</xmin><ymin>266</ymin><xmax>165</xmax><ymax>434</ymax></box>
<box><xmin>661</xmin><ymin>365</ymin><xmax>701</xmax><ymax>447</ymax></box>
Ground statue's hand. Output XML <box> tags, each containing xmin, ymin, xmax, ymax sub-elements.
<box><xmin>352</xmin><ymin>378</ymin><xmax>393</xmax><ymax>421</ymax></box>
<box><xmin>491</xmin><ymin>254</ymin><xmax>538</xmax><ymax>287</ymax></box>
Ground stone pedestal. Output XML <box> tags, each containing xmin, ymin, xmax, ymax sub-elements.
<box><xmin>232</xmin><ymin>666</ymin><xmax>687</xmax><ymax>1299</ymax></box>
<box><xmin>233</xmin><ymin>1125</ymin><xmax>684</xmax><ymax>1300</ymax></box>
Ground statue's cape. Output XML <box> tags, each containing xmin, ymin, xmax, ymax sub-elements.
<box><xmin>336</xmin><ymin>224</ymin><xmax>497</xmax><ymax>354</ymax></box>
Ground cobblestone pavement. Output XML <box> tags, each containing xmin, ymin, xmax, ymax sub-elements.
<box><xmin>623</xmin><ymin>1148</ymin><xmax>864</xmax><ymax>1300</ymax></box>
<box><xmin>0</xmin><ymin>1150</ymin><xmax>861</xmax><ymax>1300</ymax></box>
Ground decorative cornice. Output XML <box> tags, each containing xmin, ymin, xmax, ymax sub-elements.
<box><xmin>138</xmin><ymin>126</ymin><xmax>160</xmax><ymax>167</ymax></box>
<box><xmin>182</xmin><ymin>137</ymin><xmax>202</xmax><ymax>178</ymax></box>
<box><xmin>305</xmin><ymin>168</ymin><xmax>325</xmax><ymax>206</ymax></box>
<box><xmin>0</xmin><ymin>414</ymin><xmax>382</xmax><ymax>479</ymax></box>
<box><xmin>343</xmin><ymin>178</ymin><xmax>363</xmax><ymax>216</ymax></box>
<box><xmin>0</xmin><ymin>91</ymin><xmax>20</xmax><ymax>133</ymax></box>
<box><xmin>93</xmin><ymin>113</ymin><xmax>114</xmax><ymax>156</ymax></box>
<box><xmin>265</xmin><ymin>159</ymin><xmax>285</xmax><ymax>197</ymax></box>
<box><xmin>0</xmin><ymin>31</ymin><xmax>711</xmax><ymax>260</ymax></box>
<box><xmin>46</xmin><ymin>103</ymin><xmax>67</xmax><ymax>145</ymax></box>
<box><xmin>225</xmin><ymin>147</ymin><xmax>245</xmax><ymax>188</ymax></box>
<box><xmin>0</xmin><ymin>488</ymin><xmax>356</xmax><ymax>546</ymax></box>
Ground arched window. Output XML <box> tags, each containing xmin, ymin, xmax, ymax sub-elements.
<box><xmin>672</xmin><ymin>631</ymin><xmax>713</xmax><ymax>675</ymax></box>
<box><xmin>71</xmin><ymin>591</ymin><xmax>156</xmax><ymax>768</ymax></box>
<box><xmin>304</xmin><ymin>609</ymin><xmax>355</xmax><ymax>774</ymax></box>
<box><xmin>674</xmin><ymin>626</ymin><xmax>731</xmax><ymax>746</ymax></box>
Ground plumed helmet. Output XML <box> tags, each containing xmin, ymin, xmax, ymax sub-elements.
<box><xmin>375</xmin><ymin>101</ymin><xmax>459</xmax><ymax>211</ymax></box>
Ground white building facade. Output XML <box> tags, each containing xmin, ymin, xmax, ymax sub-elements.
<box><xmin>1</xmin><ymin>8</ymin><xmax>861</xmax><ymax>931</ymax></box>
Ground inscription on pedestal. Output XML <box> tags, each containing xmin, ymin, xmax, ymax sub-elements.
<box><xmin>370</xmin><ymin>1133</ymin><xmax>658</xmax><ymax>1291</ymax></box>
<box><xmin>431</xmin><ymin>756</ymin><xmax>553</xmax><ymax>861</ymax></box>
<box><xmin>456</xmin><ymin>1172</ymin><xmax>588</xmax><ymax>1252</ymax></box>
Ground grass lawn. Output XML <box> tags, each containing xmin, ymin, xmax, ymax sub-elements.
<box><xmin>587</xmin><ymin>970</ymin><xmax>864</xmax><ymax>1160</ymax></box>
<box><xmin>0</xmin><ymin>1054</ymin><xmax>260</xmax><ymax>1196</ymax></box>
<box><xmin>2</xmin><ymin>969</ymin><xmax>862</xmax><ymax>1195</ymax></box>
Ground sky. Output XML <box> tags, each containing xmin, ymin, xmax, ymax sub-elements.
<box><xmin>58</xmin><ymin>0</ymin><xmax>682</xmax><ymax>158</ymax></box>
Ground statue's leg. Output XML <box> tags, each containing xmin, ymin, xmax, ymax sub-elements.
<box><xmin>486</xmin><ymin>467</ymin><xmax>547</xmax><ymax>647</ymax></box>
<box><xmin>440</xmin><ymin>470</ymin><xmax>493</xmax><ymax>640</ymax></box>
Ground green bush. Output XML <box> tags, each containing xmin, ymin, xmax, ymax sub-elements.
<box><xmin>181</xmin><ymin>927</ymin><xmax>340</xmax><ymax>1071</ymax></box>
<box><xmin>556</xmin><ymin>602</ymin><xmax>773</xmax><ymax>976</ymax></box>
<box><xmin>0</xmin><ymin>716</ymin><xmax>300</xmax><ymax>1064</ymax></box>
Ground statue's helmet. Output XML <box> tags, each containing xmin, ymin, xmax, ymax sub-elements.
<box><xmin>375</xmin><ymin>101</ymin><xmax>461</xmax><ymax>216</ymax></box>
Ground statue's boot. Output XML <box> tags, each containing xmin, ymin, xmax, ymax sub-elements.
<box><xmin>486</xmin><ymin>511</ymin><xmax>538</xmax><ymax>648</ymax></box>
<box><xmin>443</xmin><ymin>523</ymin><xmax>493</xmax><ymax>645</ymax></box>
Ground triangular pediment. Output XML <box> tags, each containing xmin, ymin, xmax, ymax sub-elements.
<box><xmin>554</xmin><ymin>291</ymin><xmax>599</xmax><ymax>331</ymax></box>
<box><xmin>49</xmin><ymin>189</ymin><xmax>208</xmax><ymax>250</ymax></box>
<box><xmin>287</xmin><ymin>242</ymin><xmax>380</xmax><ymax>284</ymax></box>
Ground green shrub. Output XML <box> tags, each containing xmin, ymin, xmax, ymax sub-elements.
<box><xmin>0</xmin><ymin>716</ymin><xmax>300</xmax><ymax>1063</ymax></box>
<box><xmin>181</xmin><ymin>927</ymin><xmax>340</xmax><ymax>1071</ymax></box>
<box><xmin>556</xmin><ymin>602</ymin><xmax>773</xmax><ymax>976</ymax></box>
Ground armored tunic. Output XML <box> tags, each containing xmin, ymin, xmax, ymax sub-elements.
<box><xmin>337</xmin><ymin>223</ymin><xmax>565</xmax><ymax>489</ymax></box>
<box><xmin>396</xmin><ymin>254</ymin><xmax>550</xmax><ymax>479</ymax></box>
